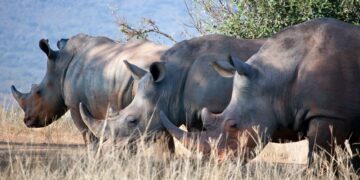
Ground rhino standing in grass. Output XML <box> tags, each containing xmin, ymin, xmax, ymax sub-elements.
<box><xmin>11</xmin><ymin>34</ymin><xmax>167</xmax><ymax>144</ymax></box>
<box><xmin>163</xmin><ymin>18</ymin><xmax>360</xmax><ymax>168</ymax></box>
<box><xmin>79</xmin><ymin>34</ymin><xmax>266</xmax><ymax>148</ymax></box>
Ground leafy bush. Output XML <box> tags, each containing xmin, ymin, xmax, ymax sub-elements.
<box><xmin>187</xmin><ymin>0</ymin><xmax>360</xmax><ymax>38</ymax></box>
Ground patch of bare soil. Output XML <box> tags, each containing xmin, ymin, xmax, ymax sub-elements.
<box><xmin>253</xmin><ymin>140</ymin><xmax>308</xmax><ymax>165</ymax></box>
<box><xmin>0</xmin><ymin>119</ymin><xmax>86</xmax><ymax>171</ymax></box>
<box><xmin>0</xmin><ymin>125</ymin><xmax>84</xmax><ymax>154</ymax></box>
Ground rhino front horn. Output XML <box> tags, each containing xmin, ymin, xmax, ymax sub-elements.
<box><xmin>160</xmin><ymin>111</ymin><xmax>211</xmax><ymax>153</ymax></box>
<box><xmin>11</xmin><ymin>85</ymin><xmax>26</xmax><ymax>108</ymax></box>
<box><xmin>160</xmin><ymin>111</ymin><xmax>187</xmax><ymax>142</ymax></box>
<box><xmin>79</xmin><ymin>102</ymin><xmax>110</xmax><ymax>139</ymax></box>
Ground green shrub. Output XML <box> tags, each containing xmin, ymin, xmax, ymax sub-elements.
<box><xmin>188</xmin><ymin>0</ymin><xmax>360</xmax><ymax>38</ymax></box>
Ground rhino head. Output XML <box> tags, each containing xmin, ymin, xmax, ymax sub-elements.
<box><xmin>160</xmin><ymin>56</ymin><xmax>277</xmax><ymax>155</ymax></box>
<box><xmin>11</xmin><ymin>39</ymin><xmax>69</xmax><ymax>127</ymax></box>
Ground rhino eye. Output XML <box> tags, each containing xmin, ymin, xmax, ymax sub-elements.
<box><xmin>126</xmin><ymin>116</ymin><xmax>138</xmax><ymax>128</ymax></box>
<box><xmin>35</xmin><ymin>90</ymin><xmax>42</xmax><ymax>96</ymax></box>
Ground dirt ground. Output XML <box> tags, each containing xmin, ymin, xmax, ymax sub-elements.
<box><xmin>0</xmin><ymin>127</ymin><xmax>309</xmax><ymax>165</ymax></box>
<box><xmin>0</xmin><ymin>137</ymin><xmax>85</xmax><ymax>158</ymax></box>
<box><xmin>0</xmin><ymin>125</ymin><xmax>85</xmax><ymax>169</ymax></box>
<box><xmin>0</xmin><ymin>113</ymin><xmax>309</xmax><ymax>166</ymax></box>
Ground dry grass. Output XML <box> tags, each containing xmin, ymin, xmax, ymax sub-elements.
<box><xmin>0</xmin><ymin>105</ymin><xmax>358</xmax><ymax>179</ymax></box>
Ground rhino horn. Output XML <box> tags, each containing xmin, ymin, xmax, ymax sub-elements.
<box><xmin>11</xmin><ymin>85</ymin><xmax>26</xmax><ymax>109</ymax></box>
<box><xmin>201</xmin><ymin>108</ymin><xmax>223</xmax><ymax>129</ymax></box>
<box><xmin>160</xmin><ymin>111</ymin><xmax>211</xmax><ymax>153</ymax></box>
<box><xmin>160</xmin><ymin>111</ymin><xmax>186</xmax><ymax>141</ymax></box>
<box><xmin>79</xmin><ymin>103</ymin><xmax>110</xmax><ymax>139</ymax></box>
<box><xmin>39</xmin><ymin>39</ymin><xmax>57</xmax><ymax>60</ymax></box>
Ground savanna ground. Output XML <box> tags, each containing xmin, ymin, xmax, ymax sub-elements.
<box><xmin>0</xmin><ymin>104</ymin><xmax>358</xmax><ymax>179</ymax></box>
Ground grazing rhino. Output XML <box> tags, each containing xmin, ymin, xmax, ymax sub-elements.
<box><xmin>79</xmin><ymin>34</ymin><xmax>266</xmax><ymax>147</ymax></box>
<box><xmin>11</xmin><ymin>34</ymin><xmax>167</xmax><ymax>144</ymax></box>
<box><xmin>163</xmin><ymin>18</ymin><xmax>360</xmax><ymax>165</ymax></box>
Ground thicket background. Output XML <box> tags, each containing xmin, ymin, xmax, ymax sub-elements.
<box><xmin>185</xmin><ymin>0</ymin><xmax>360</xmax><ymax>38</ymax></box>
<box><xmin>123</xmin><ymin>0</ymin><xmax>359</xmax><ymax>43</ymax></box>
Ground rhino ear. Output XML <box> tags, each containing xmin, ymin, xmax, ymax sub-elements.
<box><xmin>211</xmin><ymin>60</ymin><xmax>236</xmax><ymax>78</ymax></box>
<box><xmin>150</xmin><ymin>62</ymin><xmax>166</xmax><ymax>83</ymax></box>
<box><xmin>39</xmin><ymin>39</ymin><xmax>57</xmax><ymax>60</ymax></box>
<box><xmin>57</xmin><ymin>38</ymin><xmax>68</xmax><ymax>50</ymax></box>
<box><xmin>123</xmin><ymin>60</ymin><xmax>147</xmax><ymax>80</ymax></box>
<box><xmin>228</xmin><ymin>55</ymin><xmax>256</xmax><ymax>78</ymax></box>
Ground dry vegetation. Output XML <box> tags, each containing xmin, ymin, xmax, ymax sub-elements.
<box><xmin>0</xmin><ymin>104</ymin><xmax>358</xmax><ymax>179</ymax></box>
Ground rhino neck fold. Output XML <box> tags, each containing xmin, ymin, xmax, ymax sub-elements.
<box><xmin>165</xmin><ymin>61</ymin><xmax>195</xmax><ymax>128</ymax></box>
<box><xmin>60</xmin><ymin>52</ymin><xmax>77</xmax><ymax>107</ymax></box>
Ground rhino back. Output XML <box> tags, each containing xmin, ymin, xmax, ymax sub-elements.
<box><xmin>245</xmin><ymin>18</ymin><xmax>360</xmax><ymax>130</ymax></box>
<box><xmin>63</xmin><ymin>34</ymin><xmax>167</xmax><ymax>119</ymax></box>
<box><xmin>294</xmin><ymin>19</ymin><xmax>360</xmax><ymax>128</ymax></box>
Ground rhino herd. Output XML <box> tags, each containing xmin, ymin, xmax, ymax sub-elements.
<box><xmin>11</xmin><ymin>18</ymin><xmax>360</xmax><ymax>169</ymax></box>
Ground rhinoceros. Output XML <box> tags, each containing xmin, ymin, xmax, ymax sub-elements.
<box><xmin>11</xmin><ymin>34</ymin><xmax>167</xmax><ymax>144</ymax></box>
<box><xmin>79</xmin><ymin>34</ymin><xmax>266</xmax><ymax>147</ymax></box>
<box><xmin>162</xmin><ymin>18</ymin><xmax>360</xmax><ymax>165</ymax></box>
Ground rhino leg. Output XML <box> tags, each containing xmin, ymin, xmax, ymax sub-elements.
<box><xmin>349</xmin><ymin>131</ymin><xmax>360</xmax><ymax>173</ymax></box>
<box><xmin>164</xmin><ymin>131</ymin><xmax>175</xmax><ymax>154</ymax></box>
<box><xmin>306</xmin><ymin>118</ymin><xmax>349</xmax><ymax>166</ymax></box>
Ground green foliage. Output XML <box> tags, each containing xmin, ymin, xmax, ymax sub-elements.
<box><xmin>190</xmin><ymin>0</ymin><xmax>360</xmax><ymax>38</ymax></box>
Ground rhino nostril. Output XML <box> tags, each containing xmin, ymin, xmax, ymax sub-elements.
<box><xmin>225</xmin><ymin>119</ymin><xmax>237</xmax><ymax>130</ymax></box>
<box><xmin>24</xmin><ymin>116</ymin><xmax>30</xmax><ymax>122</ymax></box>
<box><xmin>24</xmin><ymin>117</ymin><xmax>34</xmax><ymax>126</ymax></box>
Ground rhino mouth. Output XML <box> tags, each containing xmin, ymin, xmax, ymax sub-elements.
<box><xmin>24</xmin><ymin>117</ymin><xmax>47</xmax><ymax>128</ymax></box>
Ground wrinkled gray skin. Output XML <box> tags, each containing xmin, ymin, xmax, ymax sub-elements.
<box><xmin>79</xmin><ymin>34</ymin><xmax>265</xmax><ymax>145</ymax></box>
<box><xmin>11</xmin><ymin>34</ymin><xmax>167</xmax><ymax>144</ymax></box>
<box><xmin>170</xmin><ymin>18</ymin><xmax>360</xmax><ymax>165</ymax></box>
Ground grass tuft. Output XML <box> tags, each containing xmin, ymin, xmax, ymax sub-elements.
<box><xmin>0</xmin><ymin>105</ymin><xmax>358</xmax><ymax>179</ymax></box>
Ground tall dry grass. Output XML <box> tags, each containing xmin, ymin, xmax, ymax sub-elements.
<box><xmin>0</xmin><ymin>104</ymin><xmax>358</xmax><ymax>179</ymax></box>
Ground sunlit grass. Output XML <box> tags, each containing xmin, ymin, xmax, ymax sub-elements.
<box><xmin>0</xmin><ymin>105</ymin><xmax>358</xmax><ymax>179</ymax></box>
